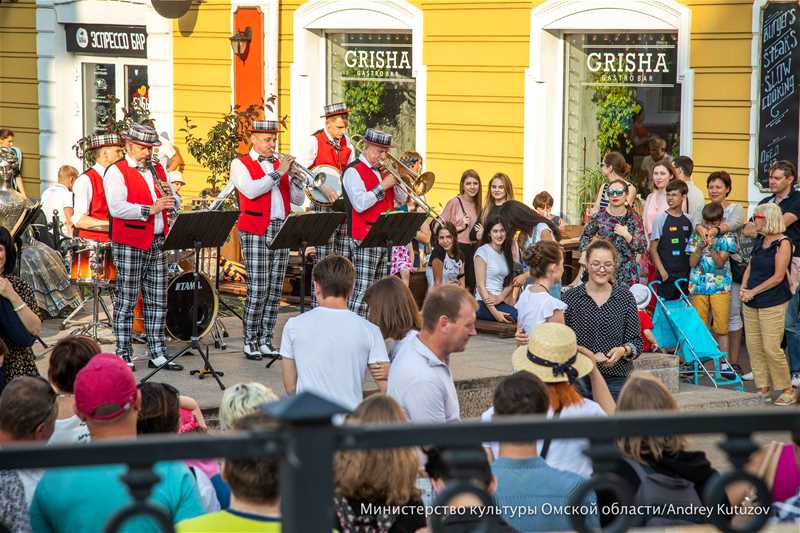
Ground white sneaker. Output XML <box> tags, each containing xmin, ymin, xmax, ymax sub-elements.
<box><xmin>792</xmin><ymin>372</ymin><xmax>800</xmax><ymax>387</ymax></box>
<box><xmin>259</xmin><ymin>343</ymin><xmax>281</xmax><ymax>357</ymax></box>
<box><xmin>741</xmin><ymin>372</ymin><xmax>754</xmax><ymax>381</ymax></box>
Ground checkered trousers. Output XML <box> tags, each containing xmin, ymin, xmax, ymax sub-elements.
<box><xmin>112</xmin><ymin>237</ymin><xmax>167</xmax><ymax>360</ymax></box>
<box><xmin>310</xmin><ymin>203</ymin><xmax>350</xmax><ymax>307</ymax></box>
<box><xmin>240</xmin><ymin>219</ymin><xmax>288</xmax><ymax>346</ymax></box>
<box><xmin>347</xmin><ymin>241</ymin><xmax>389</xmax><ymax>317</ymax></box>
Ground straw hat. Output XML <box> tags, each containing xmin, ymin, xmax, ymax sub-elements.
<box><xmin>511</xmin><ymin>323</ymin><xmax>593</xmax><ymax>384</ymax></box>
<box><xmin>630</xmin><ymin>283</ymin><xmax>651</xmax><ymax>310</ymax></box>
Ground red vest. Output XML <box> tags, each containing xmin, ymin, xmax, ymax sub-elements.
<box><xmin>110</xmin><ymin>159</ymin><xmax>169</xmax><ymax>251</ymax></box>
<box><xmin>236</xmin><ymin>154</ymin><xmax>290</xmax><ymax>235</ymax></box>
<box><xmin>77</xmin><ymin>167</ymin><xmax>109</xmax><ymax>243</ymax></box>
<box><xmin>312</xmin><ymin>130</ymin><xmax>352</xmax><ymax>173</ymax></box>
<box><xmin>349</xmin><ymin>160</ymin><xmax>394</xmax><ymax>240</ymax></box>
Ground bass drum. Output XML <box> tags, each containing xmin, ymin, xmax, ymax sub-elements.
<box><xmin>166</xmin><ymin>272</ymin><xmax>219</xmax><ymax>341</ymax></box>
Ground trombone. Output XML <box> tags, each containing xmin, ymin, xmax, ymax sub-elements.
<box><xmin>273</xmin><ymin>152</ymin><xmax>326</xmax><ymax>193</ymax></box>
<box><xmin>351</xmin><ymin>135</ymin><xmax>444</xmax><ymax>226</ymax></box>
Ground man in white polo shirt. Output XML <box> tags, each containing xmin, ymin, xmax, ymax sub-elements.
<box><xmin>280</xmin><ymin>255</ymin><xmax>389</xmax><ymax>410</ymax></box>
<box><xmin>388</xmin><ymin>285</ymin><xmax>478</xmax><ymax>423</ymax></box>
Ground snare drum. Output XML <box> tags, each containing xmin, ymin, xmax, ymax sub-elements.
<box><xmin>70</xmin><ymin>241</ymin><xmax>116</xmax><ymax>284</ymax></box>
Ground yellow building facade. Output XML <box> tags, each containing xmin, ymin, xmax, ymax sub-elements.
<box><xmin>0</xmin><ymin>0</ymin><xmax>793</xmax><ymax>220</ymax></box>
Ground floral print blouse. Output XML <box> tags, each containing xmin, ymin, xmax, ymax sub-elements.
<box><xmin>579</xmin><ymin>208</ymin><xmax>647</xmax><ymax>287</ymax></box>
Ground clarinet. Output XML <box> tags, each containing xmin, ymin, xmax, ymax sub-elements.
<box><xmin>149</xmin><ymin>159</ymin><xmax>178</xmax><ymax>228</ymax></box>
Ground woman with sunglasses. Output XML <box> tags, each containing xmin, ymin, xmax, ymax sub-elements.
<box><xmin>563</xmin><ymin>239</ymin><xmax>643</xmax><ymax>399</ymax></box>
<box><xmin>592</xmin><ymin>152</ymin><xmax>637</xmax><ymax>216</ymax></box>
<box><xmin>579</xmin><ymin>178</ymin><xmax>647</xmax><ymax>287</ymax></box>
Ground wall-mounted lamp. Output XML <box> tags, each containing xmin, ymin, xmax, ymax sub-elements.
<box><xmin>230</xmin><ymin>27</ymin><xmax>252</xmax><ymax>58</ymax></box>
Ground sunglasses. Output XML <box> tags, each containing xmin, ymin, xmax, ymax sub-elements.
<box><xmin>607</xmin><ymin>189</ymin><xmax>626</xmax><ymax>198</ymax></box>
<box><xmin>753</xmin><ymin>214</ymin><xmax>766</xmax><ymax>220</ymax></box>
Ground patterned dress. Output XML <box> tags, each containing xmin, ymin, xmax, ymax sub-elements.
<box><xmin>579</xmin><ymin>208</ymin><xmax>647</xmax><ymax>287</ymax></box>
<box><xmin>1</xmin><ymin>275</ymin><xmax>41</xmax><ymax>380</ymax></box>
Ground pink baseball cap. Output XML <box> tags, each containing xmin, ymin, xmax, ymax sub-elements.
<box><xmin>74</xmin><ymin>353</ymin><xmax>138</xmax><ymax>420</ymax></box>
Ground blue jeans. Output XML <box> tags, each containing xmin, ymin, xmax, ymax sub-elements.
<box><xmin>578</xmin><ymin>374</ymin><xmax>628</xmax><ymax>402</ymax></box>
<box><xmin>477</xmin><ymin>301</ymin><xmax>518</xmax><ymax>322</ymax></box>
<box><xmin>785</xmin><ymin>289</ymin><xmax>800</xmax><ymax>374</ymax></box>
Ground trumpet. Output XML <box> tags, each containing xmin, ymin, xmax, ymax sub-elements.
<box><xmin>351</xmin><ymin>135</ymin><xmax>444</xmax><ymax>225</ymax></box>
<box><xmin>273</xmin><ymin>152</ymin><xmax>325</xmax><ymax>192</ymax></box>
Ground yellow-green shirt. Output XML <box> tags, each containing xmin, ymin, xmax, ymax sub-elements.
<box><xmin>177</xmin><ymin>510</ymin><xmax>281</xmax><ymax>533</ymax></box>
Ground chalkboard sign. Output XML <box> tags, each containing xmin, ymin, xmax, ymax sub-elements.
<box><xmin>757</xmin><ymin>3</ymin><xmax>800</xmax><ymax>189</ymax></box>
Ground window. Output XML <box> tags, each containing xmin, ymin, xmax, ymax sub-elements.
<box><xmin>327</xmin><ymin>32</ymin><xmax>416</xmax><ymax>154</ymax></box>
<box><xmin>125</xmin><ymin>65</ymin><xmax>149</xmax><ymax>119</ymax></box>
<box><xmin>561</xmin><ymin>33</ymin><xmax>680</xmax><ymax>223</ymax></box>
<box><xmin>81</xmin><ymin>63</ymin><xmax>116</xmax><ymax>135</ymax></box>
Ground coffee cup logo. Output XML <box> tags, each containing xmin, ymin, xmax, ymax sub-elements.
<box><xmin>76</xmin><ymin>27</ymin><xmax>89</xmax><ymax>48</ymax></box>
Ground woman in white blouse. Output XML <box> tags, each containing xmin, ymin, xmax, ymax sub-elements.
<box><xmin>474</xmin><ymin>215</ymin><xmax>517</xmax><ymax>323</ymax></box>
<box><xmin>514</xmin><ymin>240</ymin><xmax>568</xmax><ymax>345</ymax></box>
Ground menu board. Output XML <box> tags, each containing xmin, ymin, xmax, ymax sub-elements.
<box><xmin>757</xmin><ymin>2</ymin><xmax>800</xmax><ymax>189</ymax></box>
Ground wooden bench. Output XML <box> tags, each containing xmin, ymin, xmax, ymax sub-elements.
<box><xmin>475</xmin><ymin>320</ymin><xmax>516</xmax><ymax>338</ymax></box>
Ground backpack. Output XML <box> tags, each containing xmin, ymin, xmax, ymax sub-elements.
<box><xmin>624</xmin><ymin>458</ymin><xmax>705</xmax><ymax>527</ymax></box>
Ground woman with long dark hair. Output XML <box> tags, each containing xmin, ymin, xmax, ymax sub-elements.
<box><xmin>426</xmin><ymin>223</ymin><xmax>465</xmax><ymax>288</ymax></box>
<box><xmin>476</xmin><ymin>172</ymin><xmax>514</xmax><ymax>239</ymax></box>
<box><xmin>474</xmin><ymin>215</ymin><xmax>517</xmax><ymax>323</ymax></box>
<box><xmin>592</xmin><ymin>151</ymin><xmax>637</xmax><ymax>215</ymax></box>
<box><xmin>0</xmin><ymin>227</ymin><xmax>42</xmax><ymax>382</ymax></box>
<box><xmin>440</xmin><ymin>169</ymin><xmax>481</xmax><ymax>292</ymax></box>
<box><xmin>500</xmin><ymin>200</ymin><xmax>561</xmax><ymax>291</ymax></box>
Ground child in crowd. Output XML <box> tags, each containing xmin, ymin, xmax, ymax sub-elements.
<box><xmin>649</xmin><ymin>179</ymin><xmax>693</xmax><ymax>300</ymax></box>
<box><xmin>514</xmin><ymin>241</ymin><xmax>567</xmax><ymax>345</ymax></box>
<box><xmin>630</xmin><ymin>284</ymin><xmax>658</xmax><ymax>353</ymax></box>
<box><xmin>532</xmin><ymin>191</ymin><xmax>567</xmax><ymax>232</ymax></box>
<box><xmin>686</xmin><ymin>202</ymin><xmax>736</xmax><ymax>354</ymax></box>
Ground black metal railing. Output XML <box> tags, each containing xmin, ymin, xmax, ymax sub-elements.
<box><xmin>1</xmin><ymin>392</ymin><xmax>797</xmax><ymax>533</ymax></box>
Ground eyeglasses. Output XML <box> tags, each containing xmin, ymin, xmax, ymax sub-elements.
<box><xmin>589</xmin><ymin>262</ymin><xmax>615</xmax><ymax>272</ymax></box>
<box><xmin>607</xmin><ymin>189</ymin><xmax>626</xmax><ymax>198</ymax></box>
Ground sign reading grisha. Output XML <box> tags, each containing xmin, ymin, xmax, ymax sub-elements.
<box><xmin>65</xmin><ymin>23</ymin><xmax>147</xmax><ymax>59</ymax></box>
<box><xmin>342</xmin><ymin>35</ymin><xmax>412</xmax><ymax>81</ymax></box>
<box><xmin>580</xmin><ymin>33</ymin><xmax>677</xmax><ymax>87</ymax></box>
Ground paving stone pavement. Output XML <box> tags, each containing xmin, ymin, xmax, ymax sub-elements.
<box><xmin>35</xmin><ymin>299</ymin><xmax>796</xmax><ymax>472</ymax></box>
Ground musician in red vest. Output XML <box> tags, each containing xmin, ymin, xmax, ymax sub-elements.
<box><xmin>229</xmin><ymin>120</ymin><xmax>303</xmax><ymax>361</ymax></box>
<box><xmin>297</xmin><ymin>102</ymin><xmax>356</xmax><ymax>306</ymax></box>
<box><xmin>104</xmin><ymin>123</ymin><xmax>178</xmax><ymax>371</ymax></box>
<box><xmin>71</xmin><ymin>133</ymin><xmax>124</xmax><ymax>242</ymax></box>
<box><xmin>343</xmin><ymin>128</ymin><xmax>407</xmax><ymax>317</ymax></box>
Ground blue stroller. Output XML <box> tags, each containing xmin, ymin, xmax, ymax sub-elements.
<box><xmin>649</xmin><ymin>279</ymin><xmax>744</xmax><ymax>391</ymax></box>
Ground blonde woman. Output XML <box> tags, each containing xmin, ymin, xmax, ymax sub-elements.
<box><xmin>741</xmin><ymin>203</ymin><xmax>795</xmax><ymax>405</ymax></box>
<box><xmin>597</xmin><ymin>372</ymin><xmax>729</xmax><ymax>527</ymax></box>
<box><xmin>218</xmin><ymin>382</ymin><xmax>279</xmax><ymax>431</ymax></box>
<box><xmin>475</xmin><ymin>172</ymin><xmax>514</xmax><ymax>240</ymax></box>
<box><xmin>334</xmin><ymin>395</ymin><xmax>426</xmax><ymax>532</ymax></box>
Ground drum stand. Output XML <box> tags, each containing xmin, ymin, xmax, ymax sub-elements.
<box><xmin>62</xmin><ymin>281</ymin><xmax>115</xmax><ymax>342</ymax></box>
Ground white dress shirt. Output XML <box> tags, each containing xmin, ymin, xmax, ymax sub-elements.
<box><xmin>104</xmin><ymin>155</ymin><xmax>169</xmax><ymax>235</ymax></box>
<box><xmin>229</xmin><ymin>149</ymin><xmax>304</xmax><ymax>220</ymax></box>
<box><xmin>71</xmin><ymin>163</ymin><xmax>105</xmax><ymax>226</ymax></box>
<box><xmin>40</xmin><ymin>183</ymin><xmax>73</xmax><ymax>228</ymax></box>
<box><xmin>343</xmin><ymin>154</ymin><xmax>407</xmax><ymax>213</ymax></box>
<box><xmin>296</xmin><ymin>129</ymin><xmax>356</xmax><ymax>169</ymax></box>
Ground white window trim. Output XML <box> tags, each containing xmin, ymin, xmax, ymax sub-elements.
<box><xmin>230</xmin><ymin>0</ymin><xmax>279</xmax><ymax>120</ymax></box>
<box><xmin>35</xmin><ymin>0</ymin><xmax>172</xmax><ymax>192</ymax></box>
<box><xmin>290</xmin><ymin>0</ymin><xmax>426</xmax><ymax>157</ymax></box>
<box><xmin>749</xmin><ymin>0</ymin><xmax>786</xmax><ymax>202</ymax></box>
<box><xmin>523</xmin><ymin>0</ymin><xmax>693</xmax><ymax>209</ymax></box>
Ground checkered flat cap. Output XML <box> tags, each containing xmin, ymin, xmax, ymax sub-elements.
<box><xmin>122</xmin><ymin>123</ymin><xmax>161</xmax><ymax>147</ymax></box>
<box><xmin>251</xmin><ymin>120</ymin><xmax>279</xmax><ymax>134</ymax></box>
<box><xmin>321</xmin><ymin>102</ymin><xmax>351</xmax><ymax>118</ymax></box>
<box><xmin>88</xmin><ymin>133</ymin><xmax>123</xmax><ymax>150</ymax></box>
<box><xmin>363</xmin><ymin>128</ymin><xmax>394</xmax><ymax>148</ymax></box>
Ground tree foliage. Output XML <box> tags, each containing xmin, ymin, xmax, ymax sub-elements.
<box><xmin>592</xmin><ymin>82</ymin><xmax>641</xmax><ymax>155</ymax></box>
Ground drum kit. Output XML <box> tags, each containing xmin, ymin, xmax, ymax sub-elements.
<box><xmin>60</xmin><ymin>236</ymin><xmax>224</xmax><ymax>347</ymax></box>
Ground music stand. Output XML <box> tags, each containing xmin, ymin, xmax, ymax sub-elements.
<box><xmin>359</xmin><ymin>211</ymin><xmax>428</xmax><ymax>250</ymax></box>
<box><xmin>270</xmin><ymin>211</ymin><xmax>347</xmax><ymax>315</ymax></box>
<box><xmin>140</xmin><ymin>210</ymin><xmax>239</xmax><ymax>390</ymax></box>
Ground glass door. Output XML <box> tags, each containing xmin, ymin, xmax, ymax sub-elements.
<box><xmin>81</xmin><ymin>63</ymin><xmax>116</xmax><ymax>135</ymax></box>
